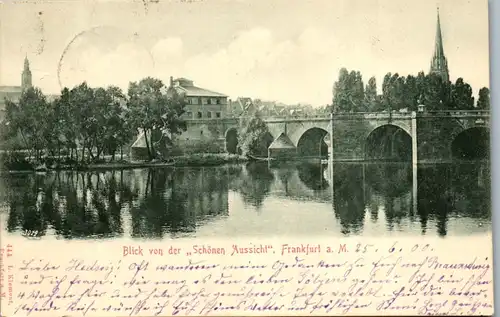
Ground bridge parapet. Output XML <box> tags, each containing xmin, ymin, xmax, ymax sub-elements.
<box><xmin>419</xmin><ymin>110</ymin><xmax>490</xmax><ymax>118</ymax></box>
<box><xmin>183</xmin><ymin>110</ymin><xmax>489</xmax><ymax>123</ymax></box>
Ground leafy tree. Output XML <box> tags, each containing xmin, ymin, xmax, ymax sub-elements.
<box><xmin>4</xmin><ymin>87</ymin><xmax>49</xmax><ymax>161</ymax></box>
<box><xmin>450</xmin><ymin>78</ymin><xmax>474</xmax><ymax>110</ymax></box>
<box><xmin>238</xmin><ymin>113</ymin><xmax>271</xmax><ymax>156</ymax></box>
<box><xmin>382</xmin><ymin>73</ymin><xmax>406</xmax><ymax>111</ymax></box>
<box><xmin>404</xmin><ymin>75</ymin><xmax>419</xmax><ymax>111</ymax></box>
<box><xmin>350</xmin><ymin>71</ymin><xmax>365</xmax><ymax>112</ymax></box>
<box><xmin>364</xmin><ymin>76</ymin><xmax>378</xmax><ymax>112</ymax></box>
<box><xmin>127</xmin><ymin>77</ymin><xmax>186</xmax><ymax>160</ymax></box>
<box><xmin>53</xmin><ymin>87</ymin><xmax>79</xmax><ymax>161</ymax></box>
<box><xmin>100</xmin><ymin>86</ymin><xmax>134</xmax><ymax>160</ymax></box>
<box><xmin>422</xmin><ymin>74</ymin><xmax>451</xmax><ymax>110</ymax></box>
<box><xmin>68</xmin><ymin>82</ymin><xmax>103</xmax><ymax>162</ymax></box>
<box><xmin>476</xmin><ymin>87</ymin><xmax>490</xmax><ymax>110</ymax></box>
<box><xmin>332</xmin><ymin>68</ymin><xmax>364</xmax><ymax>112</ymax></box>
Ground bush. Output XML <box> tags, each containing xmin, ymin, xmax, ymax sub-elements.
<box><xmin>173</xmin><ymin>140</ymin><xmax>224</xmax><ymax>156</ymax></box>
<box><xmin>0</xmin><ymin>151</ymin><xmax>34</xmax><ymax>171</ymax></box>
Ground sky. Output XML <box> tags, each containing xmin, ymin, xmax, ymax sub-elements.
<box><xmin>0</xmin><ymin>0</ymin><xmax>490</xmax><ymax>106</ymax></box>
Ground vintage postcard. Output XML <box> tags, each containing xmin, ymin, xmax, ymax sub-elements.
<box><xmin>0</xmin><ymin>0</ymin><xmax>493</xmax><ymax>315</ymax></box>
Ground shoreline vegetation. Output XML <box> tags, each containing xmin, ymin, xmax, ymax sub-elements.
<box><xmin>1</xmin><ymin>153</ymin><xmax>249</xmax><ymax>173</ymax></box>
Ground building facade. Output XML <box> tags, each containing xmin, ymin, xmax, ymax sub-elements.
<box><xmin>168</xmin><ymin>77</ymin><xmax>228</xmax><ymax>120</ymax></box>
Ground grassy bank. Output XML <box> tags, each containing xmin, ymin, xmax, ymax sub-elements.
<box><xmin>1</xmin><ymin>153</ymin><xmax>249</xmax><ymax>173</ymax></box>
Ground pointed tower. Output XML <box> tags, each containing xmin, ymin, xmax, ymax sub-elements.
<box><xmin>21</xmin><ymin>55</ymin><xmax>32</xmax><ymax>91</ymax></box>
<box><xmin>429</xmin><ymin>7</ymin><xmax>450</xmax><ymax>82</ymax></box>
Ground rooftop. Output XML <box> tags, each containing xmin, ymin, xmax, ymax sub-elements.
<box><xmin>176</xmin><ymin>85</ymin><xmax>228</xmax><ymax>97</ymax></box>
<box><xmin>269</xmin><ymin>133</ymin><xmax>295</xmax><ymax>149</ymax></box>
<box><xmin>172</xmin><ymin>77</ymin><xmax>227</xmax><ymax>97</ymax></box>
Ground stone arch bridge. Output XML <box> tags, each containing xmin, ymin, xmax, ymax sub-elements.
<box><xmin>177</xmin><ymin>110</ymin><xmax>490</xmax><ymax>163</ymax></box>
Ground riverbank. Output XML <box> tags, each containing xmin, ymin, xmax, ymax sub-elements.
<box><xmin>1</xmin><ymin>153</ymin><xmax>249</xmax><ymax>173</ymax></box>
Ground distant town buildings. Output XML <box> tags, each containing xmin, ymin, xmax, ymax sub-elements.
<box><xmin>227</xmin><ymin>97</ymin><xmax>319</xmax><ymax>118</ymax></box>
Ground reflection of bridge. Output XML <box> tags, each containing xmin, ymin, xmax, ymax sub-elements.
<box><xmin>180</xmin><ymin>110</ymin><xmax>490</xmax><ymax>164</ymax></box>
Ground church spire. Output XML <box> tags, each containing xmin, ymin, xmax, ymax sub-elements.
<box><xmin>21</xmin><ymin>55</ymin><xmax>32</xmax><ymax>91</ymax></box>
<box><xmin>429</xmin><ymin>7</ymin><xmax>450</xmax><ymax>82</ymax></box>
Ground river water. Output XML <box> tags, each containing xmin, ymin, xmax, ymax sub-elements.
<box><xmin>0</xmin><ymin>161</ymin><xmax>491</xmax><ymax>240</ymax></box>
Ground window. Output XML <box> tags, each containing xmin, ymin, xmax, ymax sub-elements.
<box><xmin>207</xmin><ymin>112</ymin><xmax>212</xmax><ymax>118</ymax></box>
<box><xmin>191</xmin><ymin>97</ymin><xmax>198</xmax><ymax>104</ymax></box>
<box><xmin>211</xmin><ymin>98</ymin><xmax>217</xmax><ymax>105</ymax></box>
<box><xmin>202</xmin><ymin>98</ymin><xmax>208</xmax><ymax>105</ymax></box>
<box><xmin>216</xmin><ymin>98</ymin><xmax>221</xmax><ymax>105</ymax></box>
<box><xmin>216</xmin><ymin>112</ymin><xmax>221</xmax><ymax>118</ymax></box>
<box><xmin>197</xmin><ymin>112</ymin><xmax>202</xmax><ymax>118</ymax></box>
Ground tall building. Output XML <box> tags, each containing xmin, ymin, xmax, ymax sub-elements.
<box><xmin>21</xmin><ymin>56</ymin><xmax>33</xmax><ymax>90</ymax></box>
<box><xmin>429</xmin><ymin>8</ymin><xmax>450</xmax><ymax>82</ymax></box>
<box><xmin>0</xmin><ymin>56</ymin><xmax>33</xmax><ymax>119</ymax></box>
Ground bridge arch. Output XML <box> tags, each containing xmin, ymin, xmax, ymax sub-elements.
<box><xmin>225</xmin><ymin>128</ymin><xmax>239</xmax><ymax>154</ymax></box>
<box><xmin>365</xmin><ymin>124</ymin><xmax>412</xmax><ymax>161</ymax></box>
<box><xmin>451</xmin><ymin>126</ymin><xmax>489</xmax><ymax>160</ymax></box>
<box><xmin>296</xmin><ymin>127</ymin><xmax>330</xmax><ymax>158</ymax></box>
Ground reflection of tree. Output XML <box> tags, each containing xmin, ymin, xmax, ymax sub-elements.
<box><xmin>417</xmin><ymin>163</ymin><xmax>491</xmax><ymax>237</ymax></box>
<box><xmin>364</xmin><ymin>164</ymin><xmax>412</xmax><ymax>230</ymax></box>
<box><xmin>227</xmin><ymin>165</ymin><xmax>243</xmax><ymax>191</ymax></box>
<box><xmin>130</xmin><ymin>169</ymin><xmax>175</xmax><ymax>238</ymax></box>
<box><xmin>236</xmin><ymin>162</ymin><xmax>274</xmax><ymax>209</ymax></box>
<box><xmin>297</xmin><ymin>163</ymin><xmax>329</xmax><ymax>191</ymax></box>
<box><xmin>332</xmin><ymin>164</ymin><xmax>365</xmax><ymax>235</ymax></box>
<box><xmin>4</xmin><ymin>172</ymin><xmax>140</xmax><ymax>239</ymax></box>
<box><xmin>276</xmin><ymin>166</ymin><xmax>294</xmax><ymax>195</ymax></box>
<box><xmin>130</xmin><ymin>167</ymin><xmax>230</xmax><ymax>238</ymax></box>
<box><xmin>3</xmin><ymin>167</ymin><xmax>231</xmax><ymax>239</ymax></box>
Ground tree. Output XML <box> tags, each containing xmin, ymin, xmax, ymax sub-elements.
<box><xmin>332</xmin><ymin>68</ymin><xmax>365</xmax><ymax>112</ymax></box>
<box><xmin>100</xmin><ymin>86</ymin><xmax>134</xmax><ymax>160</ymax></box>
<box><xmin>364</xmin><ymin>76</ymin><xmax>378</xmax><ymax>112</ymax></box>
<box><xmin>349</xmin><ymin>71</ymin><xmax>365</xmax><ymax>112</ymax></box>
<box><xmin>68</xmin><ymin>82</ymin><xmax>102</xmax><ymax>163</ymax></box>
<box><xmin>404</xmin><ymin>75</ymin><xmax>419</xmax><ymax>111</ymax></box>
<box><xmin>421</xmin><ymin>74</ymin><xmax>440</xmax><ymax>109</ymax></box>
<box><xmin>127</xmin><ymin>77</ymin><xmax>186</xmax><ymax>160</ymax></box>
<box><xmin>450</xmin><ymin>78</ymin><xmax>474</xmax><ymax>110</ymax></box>
<box><xmin>476</xmin><ymin>87</ymin><xmax>490</xmax><ymax>110</ymax></box>
<box><xmin>238</xmin><ymin>113</ymin><xmax>271</xmax><ymax>156</ymax></box>
<box><xmin>53</xmin><ymin>87</ymin><xmax>79</xmax><ymax>161</ymax></box>
<box><xmin>332</xmin><ymin>68</ymin><xmax>350</xmax><ymax>113</ymax></box>
<box><xmin>381</xmin><ymin>73</ymin><xmax>405</xmax><ymax>111</ymax></box>
<box><xmin>4</xmin><ymin>87</ymin><xmax>49</xmax><ymax>161</ymax></box>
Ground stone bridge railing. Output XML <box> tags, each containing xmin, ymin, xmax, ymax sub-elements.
<box><xmin>183</xmin><ymin>110</ymin><xmax>490</xmax><ymax>122</ymax></box>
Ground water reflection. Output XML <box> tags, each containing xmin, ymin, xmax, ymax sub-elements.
<box><xmin>0</xmin><ymin>161</ymin><xmax>491</xmax><ymax>239</ymax></box>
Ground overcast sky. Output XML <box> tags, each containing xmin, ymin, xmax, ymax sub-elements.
<box><xmin>0</xmin><ymin>0</ymin><xmax>490</xmax><ymax>106</ymax></box>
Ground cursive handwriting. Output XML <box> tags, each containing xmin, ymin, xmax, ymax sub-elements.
<box><xmin>4</xmin><ymin>242</ymin><xmax>494</xmax><ymax>316</ymax></box>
